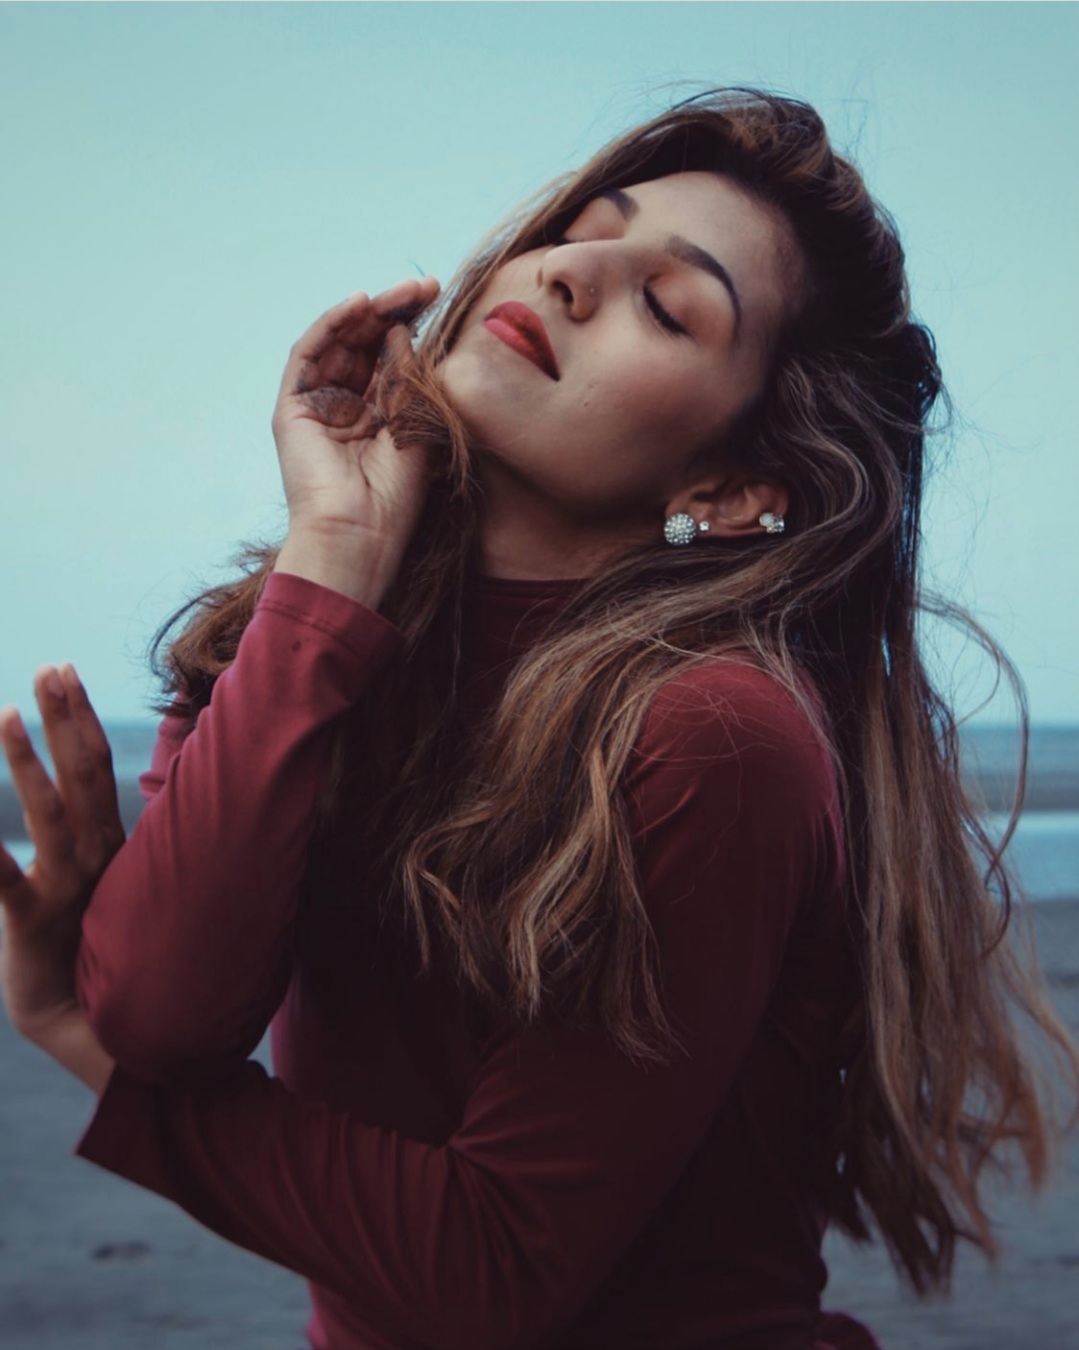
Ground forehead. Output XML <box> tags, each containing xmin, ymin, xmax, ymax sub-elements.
<box><xmin>616</xmin><ymin>171</ymin><xmax>801</xmax><ymax>341</ymax></box>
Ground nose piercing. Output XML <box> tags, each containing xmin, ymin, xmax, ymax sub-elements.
<box><xmin>588</xmin><ymin>286</ymin><xmax>596</xmax><ymax>297</ymax></box>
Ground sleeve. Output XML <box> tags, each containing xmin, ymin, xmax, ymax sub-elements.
<box><xmin>74</xmin><ymin>663</ymin><xmax>840</xmax><ymax>1350</ymax></box>
<box><xmin>75</xmin><ymin>571</ymin><xmax>404</xmax><ymax>1082</ymax></box>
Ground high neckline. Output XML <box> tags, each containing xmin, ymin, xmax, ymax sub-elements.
<box><xmin>465</xmin><ymin>569</ymin><xmax>591</xmax><ymax>599</ymax></box>
<box><xmin>461</xmin><ymin>566</ymin><xmax>587</xmax><ymax>639</ymax></box>
<box><xmin>457</xmin><ymin>566</ymin><xmax>590</xmax><ymax>727</ymax></box>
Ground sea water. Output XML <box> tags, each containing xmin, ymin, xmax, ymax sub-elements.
<box><xmin>2</xmin><ymin>723</ymin><xmax>1077</xmax><ymax>901</ymax></box>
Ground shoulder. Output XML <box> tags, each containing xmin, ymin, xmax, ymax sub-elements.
<box><xmin>623</xmin><ymin>657</ymin><xmax>839</xmax><ymax>830</ymax></box>
<box><xmin>620</xmin><ymin>658</ymin><xmax>846</xmax><ymax>962</ymax></box>
<box><xmin>634</xmin><ymin>656</ymin><xmax>834</xmax><ymax>779</ymax></box>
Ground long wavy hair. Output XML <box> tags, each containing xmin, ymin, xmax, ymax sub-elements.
<box><xmin>151</xmin><ymin>89</ymin><xmax>1079</xmax><ymax>1295</ymax></box>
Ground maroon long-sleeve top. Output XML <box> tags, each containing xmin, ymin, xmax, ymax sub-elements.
<box><xmin>73</xmin><ymin>568</ymin><xmax>878</xmax><ymax>1350</ymax></box>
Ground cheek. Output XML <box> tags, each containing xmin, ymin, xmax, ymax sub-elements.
<box><xmin>436</xmin><ymin>340</ymin><xmax>523</xmax><ymax>436</ymax></box>
<box><xmin>583</xmin><ymin>353</ymin><xmax>727</xmax><ymax>451</ymax></box>
<box><xmin>575</xmin><ymin>338</ymin><xmax>670</xmax><ymax>410</ymax></box>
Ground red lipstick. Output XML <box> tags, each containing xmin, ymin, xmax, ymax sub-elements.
<box><xmin>482</xmin><ymin>302</ymin><xmax>560</xmax><ymax>380</ymax></box>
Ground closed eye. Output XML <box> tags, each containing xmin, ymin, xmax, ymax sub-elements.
<box><xmin>644</xmin><ymin>287</ymin><xmax>687</xmax><ymax>337</ymax></box>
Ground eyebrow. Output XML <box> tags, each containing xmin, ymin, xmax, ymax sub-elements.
<box><xmin>599</xmin><ymin>187</ymin><xmax>744</xmax><ymax>337</ymax></box>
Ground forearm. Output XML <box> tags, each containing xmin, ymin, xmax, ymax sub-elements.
<box><xmin>76</xmin><ymin>572</ymin><xmax>404</xmax><ymax>1080</ymax></box>
<box><xmin>32</xmin><ymin>1009</ymin><xmax>115</xmax><ymax>1097</ymax></box>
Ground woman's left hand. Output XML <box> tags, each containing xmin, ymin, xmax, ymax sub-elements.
<box><xmin>0</xmin><ymin>665</ymin><xmax>125</xmax><ymax>1046</ymax></box>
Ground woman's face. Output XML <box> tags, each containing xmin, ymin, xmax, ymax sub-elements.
<box><xmin>438</xmin><ymin>171</ymin><xmax>799</xmax><ymax>564</ymax></box>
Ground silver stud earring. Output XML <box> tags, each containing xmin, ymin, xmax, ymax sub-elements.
<box><xmin>758</xmin><ymin>512</ymin><xmax>785</xmax><ymax>535</ymax></box>
<box><xmin>663</xmin><ymin>512</ymin><xmax>710</xmax><ymax>546</ymax></box>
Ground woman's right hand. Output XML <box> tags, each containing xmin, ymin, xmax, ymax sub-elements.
<box><xmin>271</xmin><ymin>275</ymin><xmax>441</xmax><ymax>608</ymax></box>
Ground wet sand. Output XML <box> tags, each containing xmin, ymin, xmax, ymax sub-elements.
<box><xmin>2</xmin><ymin>901</ymin><xmax>1077</xmax><ymax>1349</ymax></box>
<box><xmin>820</xmin><ymin>897</ymin><xmax>1079</xmax><ymax>1350</ymax></box>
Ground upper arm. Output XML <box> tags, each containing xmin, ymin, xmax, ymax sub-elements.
<box><xmin>631</xmin><ymin>656</ymin><xmax>839</xmax><ymax>1058</ymax></box>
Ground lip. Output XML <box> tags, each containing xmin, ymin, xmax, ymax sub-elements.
<box><xmin>482</xmin><ymin>302</ymin><xmax>560</xmax><ymax>380</ymax></box>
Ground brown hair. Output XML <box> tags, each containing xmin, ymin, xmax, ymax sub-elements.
<box><xmin>151</xmin><ymin>89</ymin><xmax>1079</xmax><ymax>1296</ymax></box>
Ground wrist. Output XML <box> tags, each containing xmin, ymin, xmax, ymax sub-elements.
<box><xmin>275</xmin><ymin>524</ymin><xmax>400</xmax><ymax>611</ymax></box>
<box><xmin>30</xmin><ymin>1009</ymin><xmax>116</xmax><ymax>1096</ymax></box>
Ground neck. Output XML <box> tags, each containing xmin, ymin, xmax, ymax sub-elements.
<box><xmin>475</xmin><ymin>460</ymin><xmax>655</xmax><ymax>582</ymax></box>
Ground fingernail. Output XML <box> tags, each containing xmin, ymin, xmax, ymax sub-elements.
<box><xmin>60</xmin><ymin>663</ymin><xmax>81</xmax><ymax>689</ymax></box>
<box><xmin>43</xmin><ymin>669</ymin><xmax>67</xmax><ymax>702</ymax></box>
<box><xmin>1</xmin><ymin>709</ymin><xmax>28</xmax><ymax>743</ymax></box>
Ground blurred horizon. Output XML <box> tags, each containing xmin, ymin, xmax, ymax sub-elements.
<box><xmin>5</xmin><ymin>722</ymin><xmax>1078</xmax><ymax>901</ymax></box>
<box><xmin>2</xmin><ymin>3</ymin><xmax>1076</xmax><ymax>724</ymax></box>
<box><xmin>13</xmin><ymin>715</ymin><xmax>1079</xmax><ymax>732</ymax></box>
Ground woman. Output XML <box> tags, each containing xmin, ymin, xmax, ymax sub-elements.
<box><xmin>1</xmin><ymin>88</ymin><xmax>1076</xmax><ymax>1350</ymax></box>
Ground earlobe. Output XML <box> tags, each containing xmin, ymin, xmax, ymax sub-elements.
<box><xmin>666</xmin><ymin>478</ymin><xmax>789</xmax><ymax>540</ymax></box>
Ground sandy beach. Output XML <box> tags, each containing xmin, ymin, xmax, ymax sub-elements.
<box><xmin>0</xmin><ymin>896</ymin><xmax>1075</xmax><ymax>1349</ymax></box>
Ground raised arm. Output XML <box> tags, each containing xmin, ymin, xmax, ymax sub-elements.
<box><xmin>74</xmin><ymin>664</ymin><xmax>848</xmax><ymax>1348</ymax></box>
<box><xmin>76</xmin><ymin>276</ymin><xmax>441</xmax><ymax>1082</ymax></box>
<box><xmin>76</xmin><ymin>575</ymin><xmax>404</xmax><ymax>1080</ymax></box>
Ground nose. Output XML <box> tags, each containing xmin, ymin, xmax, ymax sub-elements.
<box><xmin>541</xmin><ymin>241</ymin><xmax>603</xmax><ymax>322</ymax></box>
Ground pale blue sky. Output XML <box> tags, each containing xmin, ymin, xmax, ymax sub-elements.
<box><xmin>1</xmin><ymin>3</ymin><xmax>1076</xmax><ymax>724</ymax></box>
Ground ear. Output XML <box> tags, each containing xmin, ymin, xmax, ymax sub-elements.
<box><xmin>665</xmin><ymin>474</ymin><xmax>789</xmax><ymax>539</ymax></box>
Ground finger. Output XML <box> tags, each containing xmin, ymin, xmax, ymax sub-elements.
<box><xmin>276</xmin><ymin>292</ymin><xmax>377</xmax><ymax>408</ymax></box>
<box><xmin>277</xmin><ymin>278</ymin><xmax>440</xmax><ymax>406</ymax></box>
<box><xmin>35</xmin><ymin>666</ymin><xmax>106</xmax><ymax>852</ymax></box>
<box><xmin>384</xmin><ymin>324</ymin><xmax>417</xmax><ymax>359</ymax></box>
<box><xmin>371</xmin><ymin>275</ymin><xmax>441</xmax><ymax>328</ymax></box>
<box><xmin>56</xmin><ymin>665</ymin><xmax>125</xmax><ymax>857</ymax></box>
<box><xmin>306</xmin><ymin>275</ymin><xmax>438</xmax><ymax>350</ymax></box>
<box><xmin>0</xmin><ymin>707</ymin><xmax>75</xmax><ymax>875</ymax></box>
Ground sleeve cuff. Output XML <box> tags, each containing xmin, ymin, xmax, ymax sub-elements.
<box><xmin>74</xmin><ymin>1063</ymin><xmax>153</xmax><ymax>1176</ymax></box>
<box><xmin>257</xmin><ymin>571</ymin><xmax>405</xmax><ymax>673</ymax></box>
